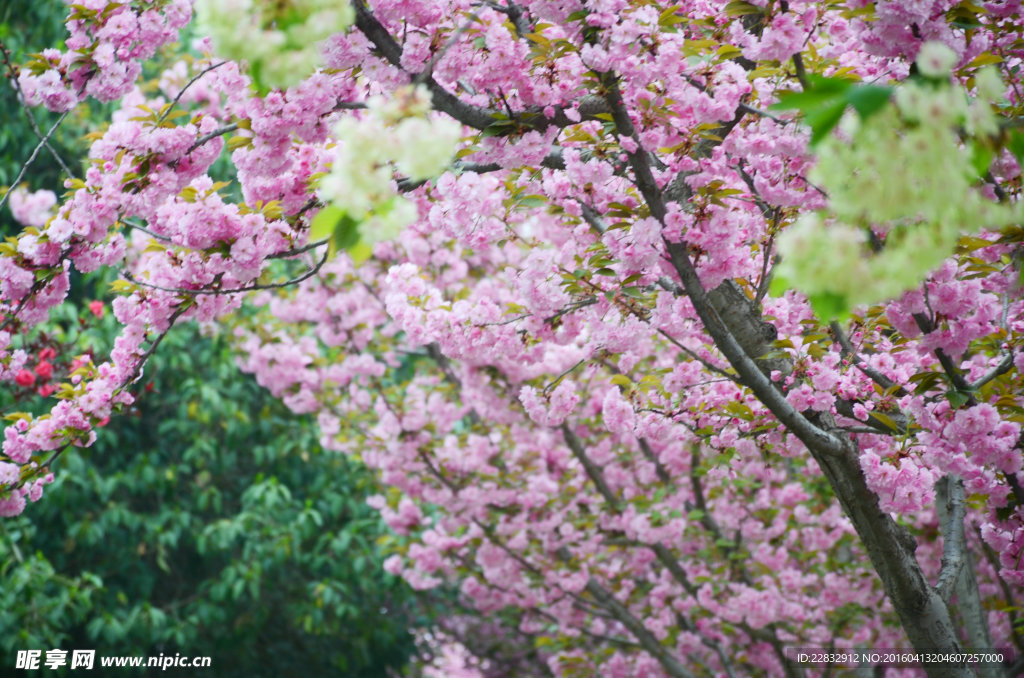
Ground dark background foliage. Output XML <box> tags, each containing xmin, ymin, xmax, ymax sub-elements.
<box><xmin>0</xmin><ymin>311</ymin><xmax>432</xmax><ymax>676</ymax></box>
<box><xmin>0</xmin><ymin>0</ymin><xmax>91</xmax><ymax>202</ymax></box>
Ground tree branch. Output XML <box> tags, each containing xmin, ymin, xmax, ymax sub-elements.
<box><xmin>580</xmin><ymin>574</ymin><xmax>697</xmax><ymax>678</ymax></box>
<box><xmin>396</xmin><ymin>151</ymin><xmax>565</xmax><ymax>192</ymax></box>
<box><xmin>976</xmin><ymin>527</ymin><xmax>1024</xmax><ymax>654</ymax></box>
<box><xmin>830</xmin><ymin>321</ymin><xmax>906</xmax><ymax>396</ymax></box>
<box><xmin>123</xmin><ymin>301</ymin><xmax>191</xmax><ymax>385</ymax></box>
<box><xmin>969</xmin><ymin>351</ymin><xmax>1016</xmax><ymax>391</ymax></box>
<box><xmin>353</xmin><ymin>2</ymin><xmax>608</xmax><ymax>133</ymax></box>
<box><xmin>934</xmin><ymin>475</ymin><xmax>967</xmax><ymax>602</ymax></box>
<box><xmin>935</xmin><ymin>477</ymin><xmax>1000</xmax><ymax>678</ymax></box>
<box><xmin>561</xmin><ymin>424</ymin><xmax>783</xmax><ymax>677</ymax></box>
<box><xmin>122</xmin><ymin>246</ymin><xmax>328</xmax><ymax>296</ymax></box>
<box><xmin>482</xmin><ymin>0</ymin><xmax>531</xmax><ymax>37</ymax></box>
<box><xmin>912</xmin><ymin>312</ymin><xmax>976</xmax><ymax>406</ymax></box>
<box><xmin>598</xmin><ymin>66</ymin><xmax>971</xmax><ymax>674</ymax></box>
<box><xmin>354</xmin><ymin>2</ymin><xmax>496</xmax><ymax>130</ymax></box>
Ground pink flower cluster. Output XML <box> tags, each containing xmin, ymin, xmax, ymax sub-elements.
<box><xmin>19</xmin><ymin>0</ymin><xmax>192</xmax><ymax>111</ymax></box>
<box><xmin>7</xmin><ymin>188</ymin><xmax>57</xmax><ymax>228</ymax></box>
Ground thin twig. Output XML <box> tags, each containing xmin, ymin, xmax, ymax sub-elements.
<box><xmin>830</xmin><ymin>320</ymin><xmax>906</xmax><ymax>396</ymax></box>
<box><xmin>156</xmin><ymin>60</ymin><xmax>227</xmax><ymax>125</ymax></box>
<box><xmin>181</xmin><ymin>123</ymin><xmax>238</xmax><ymax>158</ymax></box>
<box><xmin>0</xmin><ymin>40</ymin><xmax>77</xmax><ymax>180</ymax></box>
<box><xmin>122</xmin><ymin>247</ymin><xmax>329</xmax><ymax>296</ymax></box>
<box><xmin>266</xmin><ymin>238</ymin><xmax>329</xmax><ymax>259</ymax></box>
<box><xmin>754</xmin><ymin>228</ymin><xmax>776</xmax><ymax>306</ymax></box>
<box><xmin>542</xmin><ymin>358</ymin><xmax>586</xmax><ymax>394</ymax></box>
<box><xmin>912</xmin><ymin>311</ymin><xmax>977</xmax><ymax>406</ymax></box>
<box><xmin>124</xmin><ymin>303</ymin><xmax>191</xmax><ymax>384</ymax></box>
<box><xmin>121</xmin><ymin>218</ymin><xmax>172</xmax><ymax>242</ymax></box>
<box><xmin>683</xmin><ymin>75</ymin><xmax>786</xmax><ymax>124</ymax></box>
<box><xmin>412</xmin><ymin>9</ymin><xmax>484</xmax><ymax>86</ymax></box>
<box><xmin>657</xmin><ymin>329</ymin><xmax>739</xmax><ymax>383</ymax></box>
<box><xmin>0</xmin><ymin>110</ymin><xmax>71</xmax><ymax>215</ymax></box>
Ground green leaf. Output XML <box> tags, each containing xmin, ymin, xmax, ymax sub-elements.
<box><xmin>807</xmin><ymin>290</ymin><xmax>850</xmax><ymax>321</ymax></box>
<box><xmin>332</xmin><ymin>214</ymin><xmax>361</xmax><ymax>253</ymax></box>
<box><xmin>773</xmin><ymin>77</ymin><xmax>890</xmax><ymax>145</ymax></box>
<box><xmin>516</xmin><ymin>195</ymin><xmax>548</xmax><ymax>209</ymax></box>
<box><xmin>479</xmin><ymin>119</ymin><xmax>516</xmax><ymax>138</ymax></box>
<box><xmin>945</xmin><ymin>389</ymin><xmax>971</xmax><ymax>409</ymax></box>
<box><xmin>845</xmin><ymin>85</ymin><xmax>892</xmax><ymax>120</ymax></box>
<box><xmin>772</xmin><ymin>77</ymin><xmax>850</xmax><ymax>113</ymax></box>
<box><xmin>804</xmin><ymin>100</ymin><xmax>849</xmax><ymax>145</ymax></box>
<box><xmin>867</xmin><ymin>411</ymin><xmax>900</xmax><ymax>431</ymax></box>
<box><xmin>226</xmin><ymin>135</ymin><xmax>252</xmax><ymax>151</ymax></box>
<box><xmin>347</xmin><ymin>240</ymin><xmax>373</xmax><ymax>264</ymax></box>
<box><xmin>310</xmin><ymin>206</ymin><xmax>362</xmax><ymax>259</ymax></box>
<box><xmin>910</xmin><ymin>371</ymin><xmax>945</xmax><ymax>394</ymax></box>
<box><xmin>310</xmin><ymin>206</ymin><xmax>344</xmax><ymax>243</ymax></box>
<box><xmin>969</xmin><ymin>143</ymin><xmax>994</xmax><ymax>177</ymax></box>
<box><xmin>808</xmin><ymin>74</ymin><xmax>859</xmax><ymax>94</ymax></box>
<box><xmin>658</xmin><ymin>4</ymin><xmax>687</xmax><ymax>25</ymax></box>
<box><xmin>768</xmin><ymin>274</ymin><xmax>791</xmax><ymax>298</ymax></box>
<box><xmin>1005</xmin><ymin>129</ymin><xmax>1024</xmax><ymax>167</ymax></box>
<box><xmin>723</xmin><ymin>1</ymin><xmax>761</xmax><ymax>16</ymax></box>
<box><xmin>966</xmin><ymin>51</ymin><xmax>1002</xmax><ymax>68</ymax></box>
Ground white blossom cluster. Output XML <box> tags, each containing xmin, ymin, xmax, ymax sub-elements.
<box><xmin>320</xmin><ymin>86</ymin><xmax>464</xmax><ymax>243</ymax></box>
<box><xmin>777</xmin><ymin>42</ymin><xmax>1020</xmax><ymax>315</ymax></box>
<box><xmin>196</xmin><ymin>0</ymin><xmax>354</xmax><ymax>89</ymax></box>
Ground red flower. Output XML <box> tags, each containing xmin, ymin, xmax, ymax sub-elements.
<box><xmin>37</xmin><ymin>384</ymin><xmax>57</xmax><ymax>397</ymax></box>
<box><xmin>34</xmin><ymin>361</ymin><xmax>53</xmax><ymax>380</ymax></box>
<box><xmin>14</xmin><ymin>370</ymin><xmax>36</xmax><ymax>387</ymax></box>
<box><xmin>88</xmin><ymin>300</ymin><xmax>104</xmax><ymax>318</ymax></box>
<box><xmin>38</xmin><ymin>347</ymin><xmax>57</xmax><ymax>361</ymax></box>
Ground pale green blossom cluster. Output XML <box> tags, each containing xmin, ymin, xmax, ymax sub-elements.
<box><xmin>319</xmin><ymin>86</ymin><xmax>464</xmax><ymax>244</ymax></box>
<box><xmin>776</xmin><ymin>42</ymin><xmax>1020</xmax><ymax>317</ymax></box>
<box><xmin>195</xmin><ymin>0</ymin><xmax>354</xmax><ymax>90</ymax></box>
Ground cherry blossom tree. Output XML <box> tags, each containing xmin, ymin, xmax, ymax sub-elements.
<box><xmin>2</xmin><ymin>0</ymin><xmax>1024</xmax><ymax>676</ymax></box>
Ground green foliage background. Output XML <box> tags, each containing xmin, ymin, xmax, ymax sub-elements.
<box><xmin>0</xmin><ymin>305</ymin><xmax>432</xmax><ymax>675</ymax></box>
<box><xmin>0</xmin><ymin>1</ymin><xmax>92</xmax><ymax>206</ymax></box>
